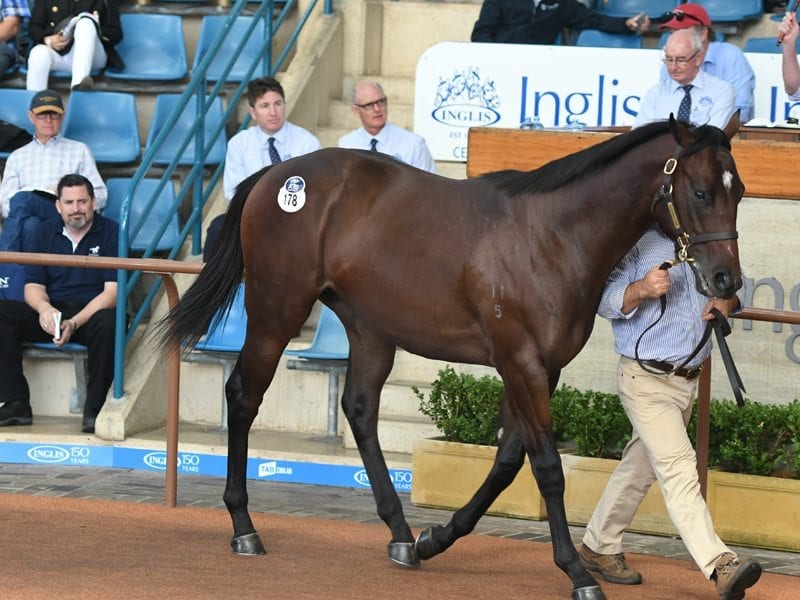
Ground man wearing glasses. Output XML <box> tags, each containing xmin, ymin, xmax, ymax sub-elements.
<box><xmin>339</xmin><ymin>80</ymin><xmax>436</xmax><ymax>174</ymax></box>
<box><xmin>658</xmin><ymin>3</ymin><xmax>754</xmax><ymax>122</ymax></box>
<box><xmin>0</xmin><ymin>89</ymin><xmax>106</xmax><ymax>254</ymax></box>
<box><xmin>635</xmin><ymin>28</ymin><xmax>735</xmax><ymax>128</ymax></box>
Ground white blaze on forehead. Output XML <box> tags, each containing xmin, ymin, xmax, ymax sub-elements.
<box><xmin>722</xmin><ymin>170</ymin><xmax>733</xmax><ymax>192</ymax></box>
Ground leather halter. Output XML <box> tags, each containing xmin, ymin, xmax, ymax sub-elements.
<box><xmin>649</xmin><ymin>148</ymin><xmax>739</xmax><ymax>264</ymax></box>
<box><xmin>636</xmin><ymin>146</ymin><xmax>746</xmax><ymax>407</ymax></box>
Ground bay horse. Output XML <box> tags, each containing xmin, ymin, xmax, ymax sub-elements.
<box><xmin>161</xmin><ymin>114</ymin><xmax>743</xmax><ymax>600</ymax></box>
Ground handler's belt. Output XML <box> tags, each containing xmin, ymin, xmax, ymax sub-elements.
<box><xmin>638</xmin><ymin>359</ymin><xmax>702</xmax><ymax>381</ymax></box>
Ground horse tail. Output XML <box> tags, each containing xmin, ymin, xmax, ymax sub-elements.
<box><xmin>157</xmin><ymin>167</ymin><xmax>268</xmax><ymax>350</ymax></box>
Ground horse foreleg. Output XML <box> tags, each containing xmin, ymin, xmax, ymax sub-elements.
<box><xmin>222</xmin><ymin>351</ymin><xmax>273</xmax><ymax>556</ymax></box>
<box><xmin>416</xmin><ymin>411</ymin><xmax>526</xmax><ymax>560</ymax></box>
<box><xmin>341</xmin><ymin>338</ymin><xmax>418</xmax><ymax>567</ymax></box>
<box><xmin>531</xmin><ymin>434</ymin><xmax>605</xmax><ymax>600</ymax></box>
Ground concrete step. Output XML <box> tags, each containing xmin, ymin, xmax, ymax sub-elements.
<box><xmin>342</xmin><ymin>413</ymin><xmax>440</xmax><ymax>454</ymax></box>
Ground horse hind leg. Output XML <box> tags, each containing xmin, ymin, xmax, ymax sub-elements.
<box><xmin>222</xmin><ymin>339</ymin><xmax>282</xmax><ymax>556</ymax></box>
<box><xmin>416</xmin><ymin>397</ymin><xmax>526</xmax><ymax>560</ymax></box>
<box><xmin>341</xmin><ymin>334</ymin><xmax>418</xmax><ymax>567</ymax></box>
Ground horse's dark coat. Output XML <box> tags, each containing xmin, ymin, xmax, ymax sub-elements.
<box><xmin>161</xmin><ymin>115</ymin><xmax>743</xmax><ymax>600</ymax></box>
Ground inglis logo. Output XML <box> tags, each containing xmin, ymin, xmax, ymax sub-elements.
<box><xmin>431</xmin><ymin>67</ymin><xmax>501</xmax><ymax>128</ymax></box>
<box><xmin>143</xmin><ymin>452</ymin><xmax>168</xmax><ymax>470</ymax></box>
<box><xmin>353</xmin><ymin>469</ymin><xmax>371</xmax><ymax>487</ymax></box>
<box><xmin>27</xmin><ymin>445</ymin><xmax>70</xmax><ymax>463</ymax></box>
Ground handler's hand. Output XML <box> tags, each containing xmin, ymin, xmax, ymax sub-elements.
<box><xmin>638</xmin><ymin>266</ymin><xmax>670</xmax><ymax>299</ymax></box>
<box><xmin>702</xmin><ymin>297</ymin><xmax>739</xmax><ymax>321</ymax></box>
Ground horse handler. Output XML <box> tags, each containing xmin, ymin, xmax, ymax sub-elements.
<box><xmin>578</xmin><ymin>226</ymin><xmax>762</xmax><ymax>599</ymax></box>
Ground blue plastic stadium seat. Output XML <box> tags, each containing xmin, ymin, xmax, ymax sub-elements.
<box><xmin>192</xmin><ymin>15</ymin><xmax>267</xmax><ymax>82</ymax></box>
<box><xmin>575</xmin><ymin>29</ymin><xmax>643</xmax><ymax>49</ymax></box>
<box><xmin>284</xmin><ymin>306</ymin><xmax>349</xmax><ymax>361</ymax></box>
<box><xmin>103</xmin><ymin>178</ymin><xmax>181</xmax><ymax>253</ymax></box>
<box><xmin>196</xmin><ymin>283</ymin><xmax>248</xmax><ymax>353</ymax></box>
<box><xmin>62</xmin><ymin>91</ymin><xmax>140</xmax><ymax>164</ymax></box>
<box><xmin>597</xmin><ymin>0</ymin><xmax>674</xmax><ymax>19</ymax></box>
<box><xmin>0</xmin><ymin>88</ymin><xmax>35</xmax><ymax>159</ymax></box>
<box><xmin>105</xmin><ymin>14</ymin><xmax>188</xmax><ymax>81</ymax></box>
<box><xmin>144</xmin><ymin>94</ymin><xmax>227</xmax><ymax>166</ymax></box>
<box><xmin>695</xmin><ymin>0</ymin><xmax>762</xmax><ymax>24</ymax></box>
<box><xmin>742</xmin><ymin>37</ymin><xmax>787</xmax><ymax>53</ymax></box>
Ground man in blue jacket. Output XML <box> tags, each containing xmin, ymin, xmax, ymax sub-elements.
<box><xmin>471</xmin><ymin>0</ymin><xmax>648</xmax><ymax>45</ymax></box>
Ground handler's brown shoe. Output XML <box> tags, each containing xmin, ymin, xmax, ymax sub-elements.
<box><xmin>578</xmin><ymin>545</ymin><xmax>642</xmax><ymax>585</ymax></box>
<box><xmin>712</xmin><ymin>552</ymin><xmax>762</xmax><ymax>599</ymax></box>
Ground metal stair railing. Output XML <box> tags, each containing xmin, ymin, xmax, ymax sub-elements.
<box><xmin>112</xmin><ymin>0</ymin><xmax>333</xmax><ymax>399</ymax></box>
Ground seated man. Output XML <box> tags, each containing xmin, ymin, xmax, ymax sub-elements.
<box><xmin>339</xmin><ymin>80</ymin><xmax>437</xmax><ymax>174</ymax></box>
<box><xmin>658</xmin><ymin>3</ymin><xmax>755</xmax><ymax>122</ymax></box>
<box><xmin>0</xmin><ymin>89</ymin><xmax>106</xmax><ymax>253</ymax></box>
<box><xmin>0</xmin><ymin>173</ymin><xmax>118</xmax><ymax>434</ymax></box>
<box><xmin>205</xmin><ymin>76</ymin><xmax>320</xmax><ymax>262</ymax></box>
<box><xmin>636</xmin><ymin>29</ymin><xmax>735</xmax><ymax>129</ymax></box>
<box><xmin>0</xmin><ymin>0</ymin><xmax>30</xmax><ymax>73</ymax></box>
<box><xmin>471</xmin><ymin>0</ymin><xmax>648</xmax><ymax>45</ymax></box>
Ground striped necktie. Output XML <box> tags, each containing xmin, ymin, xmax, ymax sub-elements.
<box><xmin>677</xmin><ymin>85</ymin><xmax>693</xmax><ymax>123</ymax></box>
<box><xmin>268</xmin><ymin>137</ymin><xmax>281</xmax><ymax>164</ymax></box>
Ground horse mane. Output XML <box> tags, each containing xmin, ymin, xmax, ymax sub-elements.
<box><xmin>480</xmin><ymin>120</ymin><xmax>730</xmax><ymax>198</ymax></box>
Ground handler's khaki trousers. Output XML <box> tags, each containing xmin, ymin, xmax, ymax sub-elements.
<box><xmin>582</xmin><ymin>356</ymin><xmax>729</xmax><ymax>579</ymax></box>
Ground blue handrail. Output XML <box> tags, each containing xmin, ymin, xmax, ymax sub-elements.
<box><xmin>112</xmin><ymin>0</ymin><xmax>331</xmax><ymax>398</ymax></box>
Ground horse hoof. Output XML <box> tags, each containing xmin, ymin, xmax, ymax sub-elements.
<box><xmin>388</xmin><ymin>542</ymin><xmax>420</xmax><ymax>567</ymax></box>
<box><xmin>572</xmin><ymin>585</ymin><xmax>605</xmax><ymax>600</ymax></box>
<box><xmin>414</xmin><ymin>527</ymin><xmax>439</xmax><ymax>561</ymax></box>
<box><xmin>231</xmin><ymin>533</ymin><xmax>266</xmax><ymax>555</ymax></box>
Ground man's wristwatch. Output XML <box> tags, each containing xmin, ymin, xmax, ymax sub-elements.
<box><xmin>69</xmin><ymin>319</ymin><xmax>78</xmax><ymax>330</ymax></box>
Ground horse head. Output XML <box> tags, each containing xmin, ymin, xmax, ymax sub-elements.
<box><xmin>651</xmin><ymin>112</ymin><xmax>744</xmax><ymax>299</ymax></box>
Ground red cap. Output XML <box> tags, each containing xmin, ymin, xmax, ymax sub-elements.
<box><xmin>659</xmin><ymin>3</ymin><xmax>712</xmax><ymax>31</ymax></box>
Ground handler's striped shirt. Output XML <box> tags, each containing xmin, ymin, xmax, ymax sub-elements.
<box><xmin>597</xmin><ymin>227</ymin><xmax>739</xmax><ymax>368</ymax></box>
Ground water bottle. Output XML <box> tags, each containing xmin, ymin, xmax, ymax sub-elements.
<box><xmin>520</xmin><ymin>116</ymin><xmax>544</xmax><ymax>130</ymax></box>
<box><xmin>566</xmin><ymin>115</ymin><xmax>585</xmax><ymax>131</ymax></box>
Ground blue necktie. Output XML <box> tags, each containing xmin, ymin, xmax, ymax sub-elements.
<box><xmin>677</xmin><ymin>85</ymin><xmax>693</xmax><ymax>123</ymax></box>
<box><xmin>268</xmin><ymin>137</ymin><xmax>281</xmax><ymax>164</ymax></box>
<box><xmin>370</xmin><ymin>138</ymin><xmax>378</xmax><ymax>152</ymax></box>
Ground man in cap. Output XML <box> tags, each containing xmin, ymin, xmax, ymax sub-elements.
<box><xmin>659</xmin><ymin>3</ymin><xmax>755</xmax><ymax>122</ymax></box>
<box><xmin>0</xmin><ymin>89</ymin><xmax>106</xmax><ymax>254</ymax></box>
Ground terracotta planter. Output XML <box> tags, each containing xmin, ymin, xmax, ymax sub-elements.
<box><xmin>412</xmin><ymin>439</ymin><xmax>800</xmax><ymax>552</ymax></box>
<box><xmin>707</xmin><ymin>470</ymin><xmax>800</xmax><ymax>552</ymax></box>
<box><xmin>411</xmin><ymin>438</ymin><xmax>547</xmax><ymax>520</ymax></box>
<box><xmin>560</xmin><ymin>454</ymin><xmax>677</xmax><ymax>537</ymax></box>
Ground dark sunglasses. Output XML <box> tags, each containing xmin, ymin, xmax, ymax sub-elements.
<box><xmin>661</xmin><ymin>10</ymin><xmax>704</xmax><ymax>25</ymax></box>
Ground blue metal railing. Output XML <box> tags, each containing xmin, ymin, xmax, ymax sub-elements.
<box><xmin>112</xmin><ymin>0</ymin><xmax>332</xmax><ymax>398</ymax></box>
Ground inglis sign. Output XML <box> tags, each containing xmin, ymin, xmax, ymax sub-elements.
<box><xmin>415</xmin><ymin>42</ymin><xmax>800</xmax><ymax>162</ymax></box>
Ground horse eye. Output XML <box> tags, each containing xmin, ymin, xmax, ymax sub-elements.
<box><xmin>694</xmin><ymin>190</ymin><xmax>707</xmax><ymax>202</ymax></box>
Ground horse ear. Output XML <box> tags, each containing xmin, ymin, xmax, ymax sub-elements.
<box><xmin>722</xmin><ymin>110</ymin><xmax>741</xmax><ymax>140</ymax></box>
<box><xmin>668</xmin><ymin>113</ymin><xmax>693</xmax><ymax>147</ymax></box>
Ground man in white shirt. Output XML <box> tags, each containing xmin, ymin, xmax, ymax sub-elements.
<box><xmin>636</xmin><ymin>29</ymin><xmax>735</xmax><ymax>129</ymax></box>
<box><xmin>777</xmin><ymin>10</ymin><xmax>800</xmax><ymax>101</ymax></box>
<box><xmin>0</xmin><ymin>89</ymin><xmax>106</xmax><ymax>253</ymax></box>
<box><xmin>338</xmin><ymin>80</ymin><xmax>436</xmax><ymax>174</ymax></box>
<box><xmin>205</xmin><ymin>76</ymin><xmax>320</xmax><ymax>261</ymax></box>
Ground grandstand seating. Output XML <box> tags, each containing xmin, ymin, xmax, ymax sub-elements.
<box><xmin>103</xmin><ymin>178</ymin><xmax>181</xmax><ymax>253</ymax></box>
<box><xmin>62</xmin><ymin>91</ymin><xmax>140</xmax><ymax>164</ymax></box>
<box><xmin>105</xmin><ymin>14</ymin><xmax>188</xmax><ymax>81</ymax></box>
<box><xmin>696</xmin><ymin>0</ymin><xmax>762</xmax><ymax>24</ymax></box>
<box><xmin>0</xmin><ymin>88</ymin><xmax>35</xmax><ymax>159</ymax></box>
<box><xmin>183</xmin><ymin>283</ymin><xmax>248</xmax><ymax>431</ymax></box>
<box><xmin>742</xmin><ymin>37</ymin><xmax>791</xmax><ymax>53</ymax></box>
<box><xmin>144</xmin><ymin>93</ymin><xmax>227</xmax><ymax>165</ymax></box>
<box><xmin>597</xmin><ymin>0</ymin><xmax>674</xmax><ymax>19</ymax></box>
<box><xmin>192</xmin><ymin>15</ymin><xmax>267</xmax><ymax>82</ymax></box>
<box><xmin>575</xmin><ymin>29</ymin><xmax>643</xmax><ymax>48</ymax></box>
